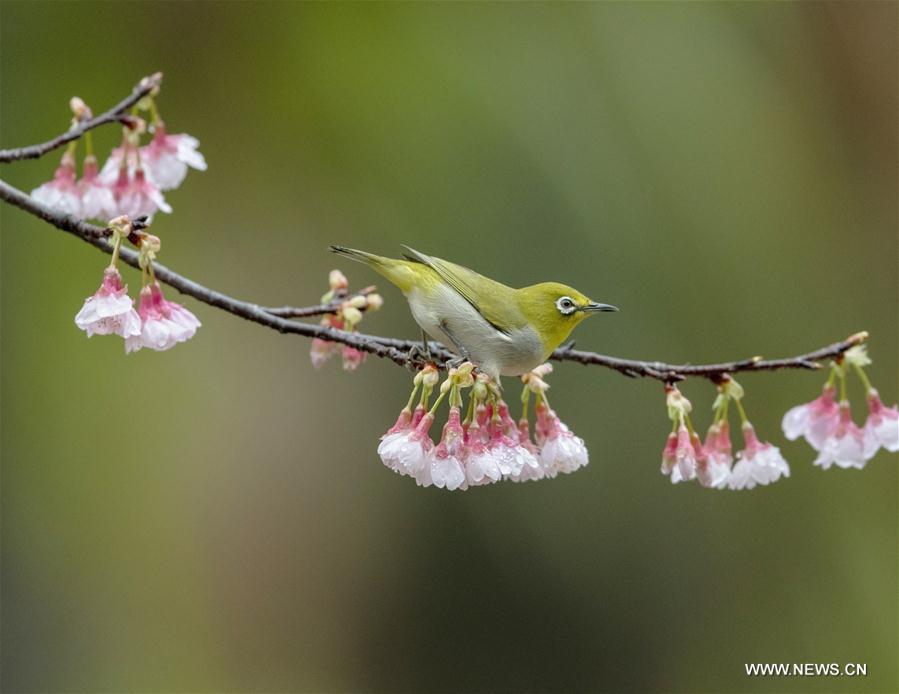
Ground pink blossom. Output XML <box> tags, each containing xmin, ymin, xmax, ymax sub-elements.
<box><xmin>74</xmin><ymin>267</ymin><xmax>141</xmax><ymax>338</ymax></box>
<box><xmin>310</xmin><ymin>338</ymin><xmax>336</xmax><ymax>368</ymax></box>
<box><xmin>379</xmin><ymin>413</ymin><xmax>436</xmax><ymax>483</ymax></box>
<box><xmin>428</xmin><ymin>407</ymin><xmax>467</xmax><ymax>490</ymax></box>
<box><xmin>31</xmin><ymin>151</ymin><xmax>80</xmax><ymax>215</ymax></box>
<box><xmin>534</xmin><ymin>402</ymin><xmax>589</xmax><ymax>478</ymax></box>
<box><xmin>112</xmin><ymin>168</ymin><xmax>172</xmax><ymax>220</ymax></box>
<box><xmin>410</xmin><ymin>404</ymin><xmax>426</xmax><ymax>429</ymax></box>
<box><xmin>125</xmin><ymin>282</ymin><xmax>200</xmax><ymax>353</ymax></box>
<box><xmin>698</xmin><ymin>422</ymin><xmax>732</xmax><ymax>489</ymax></box>
<box><xmin>534</xmin><ymin>402</ymin><xmax>587</xmax><ymax>477</ymax></box>
<box><xmin>99</xmin><ymin>146</ymin><xmax>137</xmax><ymax>184</ymax></box>
<box><xmin>863</xmin><ymin>389</ymin><xmax>899</xmax><ymax>456</ymax></box>
<box><xmin>140</xmin><ymin>126</ymin><xmax>207</xmax><ymax>191</ymax></box>
<box><xmin>669</xmin><ymin>422</ymin><xmax>697</xmax><ymax>484</ymax></box>
<box><xmin>378</xmin><ymin>408</ymin><xmax>415</xmax><ymax>473</ymax></box>
<box><xmin>464</xmin><ymin>421</ymin><xmax>502</xmax><ymax>486</ymax></box>
<box><xmin>77</xmin><ymin>155</ymin><xmax>117</xmax><ymax>221</ymax></box>
<box><xmin>488</xmin><ymin>419</ymin><xmax>539</xmax><ymax>479</ymax></box>
<box><xmin>341</xmin><ymin>345</ymin><xmax>366</xmax><ymax>371</ymax></box>
<box><xmin>727</xmin><ymin>423</ymin><xmax>790</xmax><ymax>489</ymax></box>
<box><xmin>813</xmin><ymin>401</ymin><xmax>868</xmax><ymax>470</ymax></box>
<box><xmin>782</xmin><ymin>384</ymin><xmax>840</xmax><ymax>450</ymax></box>
<box><xmin>660</xmin><ymin>432</ymin><xmax>678</xmax><ymax>477</ymax></box>
<box><xmin>495</xmin><ymin>400</ymin><xmax>521</xmax><ymax>442</ymax></box>
<box><xmin>507</xmin><ymin>418</ymin><xmax>545</xmax><ymax>483</ymax></box>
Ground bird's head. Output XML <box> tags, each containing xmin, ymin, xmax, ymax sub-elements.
<box><xmin>517</xmin><ymin>282</ymin><xmax>618</xmax><ymax>353</ymax></box>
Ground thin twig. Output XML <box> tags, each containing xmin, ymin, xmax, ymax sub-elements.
<box><xmin>0</xmin><ymin>176</ymin><xmax>866</xmax><ymax>382</ymax></box>
<box><xmin>0</xmin><ymin>73</ymin><xmax>163</xmax><ymax>163</ymax></box>
<box><xmin>264</xmin><ymin>285</ymin><xmax>378</xmax><ymax>318</ymax></box>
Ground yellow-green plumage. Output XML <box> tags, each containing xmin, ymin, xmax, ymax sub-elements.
<box><xmin>330</xmin><ymin>245</ymin><xmax>616</xmax><ymax>379</ymax></box>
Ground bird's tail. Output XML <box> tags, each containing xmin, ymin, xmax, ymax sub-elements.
<box><xmin>329</xmin><ymin>245</ymin><xmax>384</xmax><ymax>266</ymax></box>
<box><xmin>329</xmin><ymin>245</ymin><xmax>416</xmax><ymax>292</ymax></box>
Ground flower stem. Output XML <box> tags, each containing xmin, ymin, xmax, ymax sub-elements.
<box><xmin>733</xmin><ymin>397</ymin><xmax>749</xmax><ymax>425</ymax></box>
<box><xmin>419</xmin><ymin>384</ymin><xmax>433</xmax><ymax>412</ymax></box>
<box><xmin>108</xmin><ymin>234</ymin><xmax>122</xmax><ymax>270</ymax></box>
<box><xmin>520</xmin><ymin>385</ymin><xmax>531</xmax><ymax>421</ymax></box>
<box><xmin>148</xmin><ymin>98</ymin><xmax>162</xmax><ymax>127</ymax></box>
<box><xmin>851</xmin><ymin>362</ymin><xmax>873</xmax><ymax>393</ymax></box>
<box><xmin>428</xmin><ymin>390</ymin><xmax>447</xmax><ymax>417</ymax></box>
<box><xmin>464</xmin><ymin>389</ymin><xmax>476</xmax><ymax>425</ymax></box>
<box><xmin>84</xmin><ymin>131</ymin><xmax>94</xmax><ymax>158</ymax></box>
<box><xmin>685</xmin><ymin>414</ymin><xmax>696</xmax><ymax>436</ymax></box>
<box><xmin>839</xmin><ymin>366</ymin><xmax>848</xmax><ymax>402</ymax></box>
<box><xmin>403</xmin><ymin>380</ymin><xmax>421</xmax><ymax>413</ymax></box>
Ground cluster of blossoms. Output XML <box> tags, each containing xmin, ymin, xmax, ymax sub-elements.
<box><xmin>32</xmin><ymin>89</ymin><xmax>205</xmax><ymax>222</ymax></box>
<box><xmin>782</xmin><ymin>345</ymin><xmax>897</xmax><ymax>468</ymax></box>
<box><xmin>661</xmin><ymin>378</ymin><xmax>790</xmax><ymax>490</ymax></box>
<box><xmin>377</xmin><ymin>362</ymin><xmax>588</xmax><ymax>491</ymax></box>
<box><xmin>74</xmin><ymin>216</ymin><xmax>200</xmax><ymax>352</ymax></box>
<box><xmin>660</xmin><ymin>344</ymin><xmax>896</xmax><ymax>491</ymax></box>
<box><xmin>309</xmin><ymin>270</ymin><xmax>383</xmax><ymax>371</ymax></box>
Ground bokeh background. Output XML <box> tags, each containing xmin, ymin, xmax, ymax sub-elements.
<box><xmin>1</xmin><ymin>2</ymin><xmax>896</xmax><ymax>692</ymax></box>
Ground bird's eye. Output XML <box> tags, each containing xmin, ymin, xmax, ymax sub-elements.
<box><xmin>556</xmin><ymin>296</ymin><xmax>577</xmax><ymax>315</ymax></box>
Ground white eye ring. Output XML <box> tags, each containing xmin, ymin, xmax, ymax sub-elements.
<box><xmin>556</xmin><ymin>296</ymin><xmax>577</xmax><ymax>315</ymax></box>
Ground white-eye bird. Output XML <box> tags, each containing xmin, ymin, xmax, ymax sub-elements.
<box><xmin>330</xmin><ymin>245</ymin><xmax>617</xmax><ymax>380</ymax></box>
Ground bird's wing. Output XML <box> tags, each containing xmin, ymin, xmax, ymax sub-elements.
<box><xmin>400</xmin><ymin>246</ymin><xmax>518</xmax><ymax>335</ymax></box>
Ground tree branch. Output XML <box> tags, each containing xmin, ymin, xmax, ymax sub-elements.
<box><xmin>0</xmin><ymin>70</ymin><xmax>868</xmax><ymax>383</ymax></box>
<box><xmin>0</xmin><ymin>176</ymin><xmax>866</xmax><ymax>381</ymax></box>
<box><xmin>0</xmin><ymin>73</ymin><xmax>163</xmax><ymax>163</ymax></box>
<box><xmin>263</xmin><ymin>285</ymin><xmax>378</xmax><ymax>318</ymax></box>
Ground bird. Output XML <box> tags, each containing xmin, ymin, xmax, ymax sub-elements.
<box><xmin>329</xmin><ymin>245</ymin><xmax>617</xmax><ymax>381</ymax></box>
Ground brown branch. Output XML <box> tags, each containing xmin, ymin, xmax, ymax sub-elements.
<box><xmin>264</xmin><ymin>285</ymin><xmax>378</xmax><ymax>318</ymax></box>
<box><xmin>550</xmin><ymin>334</ymin><xmax>868</xmax><ymax>383</ymax></box>
<box><xmin>0</xmin><ymin>70</ymin><xmax>868</xmax><ymax>382</ymax></box>
<box><xmin>0</xmin><ymin>73</ymin><xmax>163</xmax><ymax>163</ymax></box>
<box><xmin>0</xmin><ymin>176</ymin><xmax>866</xmax><ymax>382</ymax></box>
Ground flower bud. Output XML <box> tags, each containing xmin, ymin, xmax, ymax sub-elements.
<box><xmin>420</xmin><ymin>364</ymin><xmax>439</xmax><ymax>389</ymax></box>
<box><xmin>346</xmin><ymin>295</ymin><xmax>368</xmax><ymax>309</ymax></box>
<box><xmin>450</xmin><ymin>362</ymin><xmax>475</xmax><ymax>388</ymax></box>
<box><xmin>366</xmin><ymin>293</ymin><xmax>384</xmax><ymax>311</ymax></box>
<box><xmin>329</xmin><ymin>269</ymin><xmax>348</xmax><ymax>291</ymax></box>
<box><xmin>522</xmin><ymin>364</ymin><xmax>551</xmax><ymax>394</ymax></box>
<box><xmin>129</xmin><ymin>118</ymin><xmax>147</xmax><ymax>136</ymax></box>
<box><xmin>69</xmin><ymin>96</ymin><xmax>92</xmax><ymax>121</ymax></box>
<box><xmin>844</xmin><ymin>344</ymin><xmax>871</xmax><ymax>368</ymax></box>
<box><xmin>341</xmin><ymin>305</ymin><xmax>363</xmax><ymax>326</ymax></box>
<box><xmin>142</xmin><ymin>233</ymin><xmax>162</xmax><ymax>253</ymax></box>
<box><xmin>666</xmin><ymin>385</ymin><xmax>692</xmax><ymax>422</ymax></box>
<box><xmin>139</xmin><ymin>72</ymin><xmax>163</xmax><ymax>97</ymax></box>
<box><xmin>107</xmin><ymin>215</ymin><xmax>132</xmax><ymax>237</ymax></box>
<box><xmin>721</xmin><ymin>377</ymin><xmax>744</xmax><ymax>401</ymax></box>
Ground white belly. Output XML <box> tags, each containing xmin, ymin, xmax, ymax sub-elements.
<box><xmin>405</xmin><ymin>285</ymin><xmax>544</xmax><ymax>379</ymax></box>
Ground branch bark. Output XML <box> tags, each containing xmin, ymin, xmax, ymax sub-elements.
<box><xmin>263</xmin><ymin>285</ymin><xmax>378</xmax><ymax>318</ymax></box>
<box><xmin>0</xmin><ymin>73</ymin><xmax>163</xmax><ymax>163</ymax></box>
<box><xmin>0</xmin><ymin>177</ymin><xmax>866</xmax><ymax>381</ymax></box>
<box><xmin>0</xmin><ymin>73</ymin><xmax>869</xmax><ymax>383</ymax></box>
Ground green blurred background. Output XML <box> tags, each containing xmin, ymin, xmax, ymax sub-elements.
<box><xmin>1</xmin><ymin>2</ymin><xmax>896</xmax><ymax>692</ymax></box>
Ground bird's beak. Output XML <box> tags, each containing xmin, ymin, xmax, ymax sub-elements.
<box><xmin>581</xmin><ymin>302</ymin><xmax>619</xmax><ymax>313</ymax></box>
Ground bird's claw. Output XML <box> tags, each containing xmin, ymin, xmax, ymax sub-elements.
<box><xmin>444</xmin><ymin>355</ymin><xmax>467</xmax><ymax>371</ymax></box>
<box><xmin>405</xmin><ymin>343</ymin><xmax>430</xmax><ymax>368</ymax></box>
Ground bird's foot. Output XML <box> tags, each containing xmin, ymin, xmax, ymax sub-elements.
<box><xmin>405</xmin><ymin>329</ymin><xmax>437</xmax><ymax>369</ymax></box>
<box><xmin>443</xmin><ymin>348</ymin><xmax>477</xmax><ymax>374</ymax></box>
<box><xmin>405</xmin><ymin>343</ymin><xmax>431</xmax><ymax>368</ymax></box>
<box><xmin>444</xmin><ymin>355</ymin><xmax>467</xmax><ymax>371</ymax></box>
